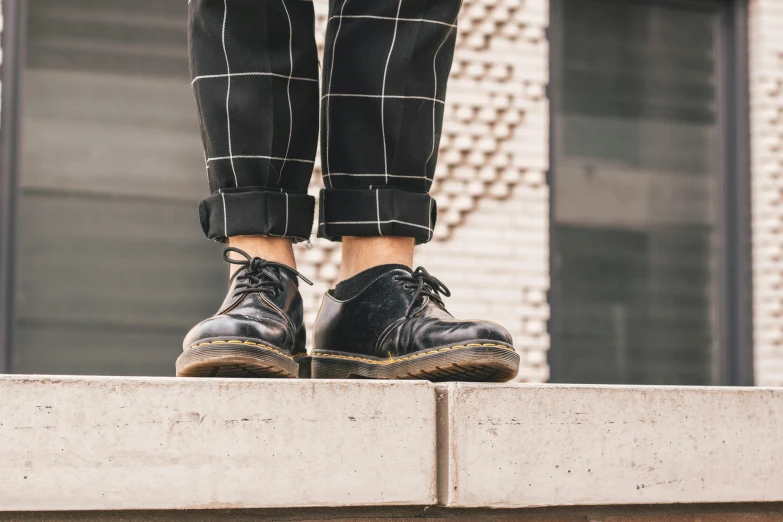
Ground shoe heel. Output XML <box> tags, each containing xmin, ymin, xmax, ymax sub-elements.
<box><xmin>296</xmin><ymin>355</ymin><xmax>312</xmax><ymax>379</ymax></box>
<box><xmin>310</xmin><ymin>356</ymin><xmax>375</xmax><ymax>379</ymax></box>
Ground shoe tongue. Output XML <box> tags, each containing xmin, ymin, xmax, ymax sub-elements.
<box><xmin>332</xmin><ymin>264</ymin><xmax>411</xmax><ymax>300</ymax></box>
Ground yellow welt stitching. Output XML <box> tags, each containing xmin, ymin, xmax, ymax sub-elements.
<box><xmin>193</xmin><ymin>340</ymin><xmax>294</xmax><ymax>360</ymax></box>
<box><xmin>310</xmin><ymin>343</ymin><xmax>514</xmax><ymax>365</ymax></box>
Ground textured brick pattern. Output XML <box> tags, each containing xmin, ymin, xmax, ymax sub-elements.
<box><xmin>750</xmin><ymin>0</ymin><xmax>783</xmax><ymax>386</ymax></box>
<box><xmin>294</xmin><ymin>0</ymin><xmax>550</xmax><ymax>382</ymax></box>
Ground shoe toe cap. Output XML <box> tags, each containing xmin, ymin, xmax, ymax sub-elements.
<box><xmin>467</xmin><ymin>320</ymin><xmax>514</xmax><ymax>346</ymax></box>
<box><xmin>449</xmin><ymin>319</ymin><xmax>513</xmax><ymax>347</ymax></box>
<box><xmin>409</xmin><ymin>318</ymin><xmax>513</xmax><ymax>351</ymax></box>
<box><xmin>182</xmin><ymin>314</ymin><xmax>291</xmax><ymax>351</ymax></box>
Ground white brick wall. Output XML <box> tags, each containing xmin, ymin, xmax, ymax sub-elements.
<box><xmin>294</xmin><ymin>0</ymin><xmax>551</xmax><ymax>382</ymax></box>
<box><xmin>749</xmin><ymin>0</ymin><xmax>783</xmax><ymax>386</ymax></box>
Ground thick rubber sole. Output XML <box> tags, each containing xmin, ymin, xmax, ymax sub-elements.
<box><xmin>310</xmin><ymin>342</ymin><xmax>519</xmax><ymax>382</ymax></box>
<box><xmin>176</xmin><ymin>340</ymin><xmax>307</xmax><ymax>378</ymax></box>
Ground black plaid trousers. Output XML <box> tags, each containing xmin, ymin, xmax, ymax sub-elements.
<box><xmin>190</xmin><ymin>0</ymin><xmax>462</xmax><ymax>244</ymax></box>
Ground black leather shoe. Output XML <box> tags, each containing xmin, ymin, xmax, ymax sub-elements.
<box><xmin>311</xmin><ymin>266</ymin><xmax>520</xmax><ymax>382</ymax></box>
<box><xmin>176</xmin><ymin>247</ymin><xmax>312</xmax><ymax>378</ymax></box>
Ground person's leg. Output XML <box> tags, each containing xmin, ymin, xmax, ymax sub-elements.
<box><xmin>311</xmin><ymin>0</ymin><xmax>520</xmax><ymax>382</ymax></box>
<box><xmin>338</xmin><ymin>237</ymin><xmax>413</xmax><ymax>280</ymax></box>
<box><xmin>229</xmin><ymin>236</ymin><xmax>297</xmax><ymax>274</ymax></box>
<box><xmin>191</xmin><ymin>0</ymin><xmax>318</xmax><ymax>264</ymax></box>
<box><xmin>178</xmin><ymin>0</ymin><xmax>317</xmax><ymax>378</ymax></box>
<box><xmin>318</xmin><ymin>0</ymin><xmax>453</xmax><ymax>249</ymax></box>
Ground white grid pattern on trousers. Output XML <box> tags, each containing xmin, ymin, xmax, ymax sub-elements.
<box><xmin>196</xmin><ymin>0</ymin><xmax>460</xmax><ymax>197</ymax></box>
<box><xmin>191</xmin><ymin>0</ymin><xmax>464</xmax><ymax>246</ymax></box>
<box><xmin>191</xmin><ymin>72</ymin><xmax>319</xmax><ymax>84</ymax></box>
<box><xmin>328</xmin><ymin>14</ymin><xmax>458</xmax><ymax>28</ymax></box>
<box><xmin>322</xmin><ymin>173</ymin><xmax>429</xmax><ymax>180</ymax></box>
<box><xmin>323</xmin><ymin>0</ymin><xmax>347</xmax><ymax>187</ymax></box>
<box><xmin>196</xmin><ymin>0</ymin><xmax>319</xmax><ymax>184</ymax></box>
<box><xmin>207</xmin><ymin>155</ymin><xmax>315</xmax><ymax>163</ymax></box>
<box><xmin>375</xmin><ymin>189</ymin><xmax>383</xmax><ymax>235</ymax></box>
<box><xmin>284</xmin><ymin>192</ymin><xmax>290</xmax><ymax>236</ymax></box>
<box><xmin>220</xmin><ymin>191</ymin><xmax>228</xmax><ymax>237</ymax></box>
<box><xmin>279</xmin><ymin>0</ymin><xmax>295</xmax><ymax>182</ymax></box>
<box><xmin>426</xmin><ymin>0</ymin><xmax>462</xmax><ymax>182</ymax></box>
<box><xmin>321</xmin><ymin>0</ymin><xmax>459</xmax><ymax>190</ymax></box>
<box><xmin>380</xmin><ymin>0</ymin><xmax>404</xmax><ymax>181</ymax></box>
<box><xmin>317</xmin><ymin>220</ymin><xmax>434</xmax><ymax>232</ymax></box>
<box><xmin>220</xmin><ymin>0</ymin><xmax>237</xmax><ymax>186</ymax></box>
<box><xmin>315</xmin><ymin>0</ymin><xmax>463</xmax><ymax>241</ymax></box>
<box><xmin>320</xmin><ymin>94</ymin><xmax>445</xmax><ymax>103</ymax></box>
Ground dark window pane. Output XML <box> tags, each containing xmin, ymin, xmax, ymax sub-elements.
<box><xmin>13</xmin><ymin>0</ymin><xmax>221</xmax><ymax>375</ymax></box>
<box><xmin>550</xmin><ymin>0</ymin><xmax>723</xmax><ymax>385</ymax></box>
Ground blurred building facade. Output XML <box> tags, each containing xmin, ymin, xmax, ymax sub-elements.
<box><xmin>0</xmin><ymin>0</ymin><xmax>780</xmax><ymax>386</ymax></box>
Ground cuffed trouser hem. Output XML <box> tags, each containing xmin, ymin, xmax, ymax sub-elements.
<box><xmin>317</xmin><ymin>188</ymin><xmax>437</xmax><ymax>245</ymax></box>
<box><xmin>199</xmin><ymin>188</ymin><xmax>315</xmax><ymax>243</ymax></box>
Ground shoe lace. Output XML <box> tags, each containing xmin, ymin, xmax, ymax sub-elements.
<box><xmin>394</xmin><ymin>267</ymin><xmax>452</xmax><ymax>317</ymax></box>
<box><xmin>223</xmin><ymin>247</ymin><xmax>313</xmax><ymax>298</ymax></box>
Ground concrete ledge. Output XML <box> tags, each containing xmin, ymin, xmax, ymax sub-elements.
<box><xmin>0</xmin><ymin>376</ymin><xmax>436</xmax><ymax>511</ymax></box>
<box><xmin>2</xmin><ymin>377</ymin><xmax>782</xmax><ymax>514</ymax></box>
<box><xmin>437</xmin><ymin>383</ymin><xmax>783</xmax><ymax>508</ymax></box>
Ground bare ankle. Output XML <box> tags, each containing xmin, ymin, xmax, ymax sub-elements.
<box><xmin>226</xmin><ymin>236</ymin><xmax>296</xmax><ymax>276</ymax></box>
<box><xmin>339</xmin><ymin>236</ymin><xmax>415</xmax><ymax>281</ymax></box>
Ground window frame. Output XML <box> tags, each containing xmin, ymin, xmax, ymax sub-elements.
<box><xmin>547</xmin><ymin>0</ymin><xmax>753</xmax><ymax>385</ymax></box>
<box><xmin>0</xmin><ymin>0</ymin><xmax>28</xmax><ymax>373</ymax></box>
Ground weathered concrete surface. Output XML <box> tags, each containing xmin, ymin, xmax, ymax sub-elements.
<box><xmin>0</xmin><ymin>376</ymin><xmax>436</xmax><ymax>511</ymax></box>
<box><xmin>4</xmin><ymin>378</ymin><xmax>783</xmax><ymax>513</ymax></box>
<box><xmin>436</xmin><ymin>384</ymin><xmax>783</xmax><ymax>508</ymax></box>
